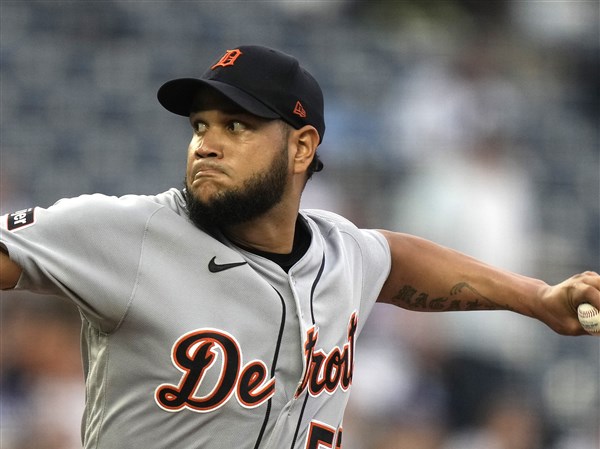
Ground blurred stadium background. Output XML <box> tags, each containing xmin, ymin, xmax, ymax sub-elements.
<box><xmin>0</xmin><ymin>1</ymin><xmax>598</xmax><ymax>448</ymax></box>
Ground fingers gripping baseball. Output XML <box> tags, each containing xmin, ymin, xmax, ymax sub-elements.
<box><xmin>572</xmin><ymin>271</ymin><xmax>600</xmax><ymax>335</ymax></box>
<box><xmin>541</xmin><ymin>271</ymin><xmax>600</xmax><ymax>336</ymax></box>
<box><xmin>571</xmin><ymin>271</ymin><xmax>600</xmax><ymax>305</ymax></box>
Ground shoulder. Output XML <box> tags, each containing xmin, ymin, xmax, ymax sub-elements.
<box><xmin>136</xmin><ymin>188</ymin><xmax>188</xmax><ymax>215</ymax></box>
<box><xmin>301</xmin><ymin>209</ymin><xmax>390</xmax><ymax>253</ymax></box>
<box><xmin>1</xmin><ymin>189</ymin><xmax>187</xmax><ymax>235</ymax></box>
<box><xmin>48</xmin><ymin>188</ymin><xmax>185</xmax><ymax>217</ymax></box>
<box><xmin>301</xmin><ymin>209</ymin><xmax>357</xmax><ymax>233</ymax></box>
<box><xmin>301</xmin><ymin>209</ymin><xmax>392</xmax><ymax>308</ymax></box>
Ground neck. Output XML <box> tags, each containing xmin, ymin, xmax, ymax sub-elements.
<box><xmin>223</xmin><ymin>201</ymin><xmax>300</xmax><ymax>254</ymax></box>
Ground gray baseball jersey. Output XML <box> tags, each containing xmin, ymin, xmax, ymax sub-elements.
<box><xmin>0</xmin><ymin>188</ymin><xmax>391</xmax><ymax>449</ymax></box>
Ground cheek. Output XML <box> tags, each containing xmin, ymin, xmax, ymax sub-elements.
<box><xmin>188</xmin><ymin>132</ymin><xmax>204</xmax><ymax>151</ymax></box>
<box><xmin>186</xmin><ymin>139</ymin><xmax>197</xmax><ymax>166</ymax></box>
<box><xmin>187</xmin><ymin>137</ymin><xmax>198</xmax><ymax>156</ymax></box>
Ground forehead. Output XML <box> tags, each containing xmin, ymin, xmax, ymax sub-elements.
<box><xmin>190</xmin><ymin>88</ymin><xmax>248</xmax><ymax>115</ymax></box>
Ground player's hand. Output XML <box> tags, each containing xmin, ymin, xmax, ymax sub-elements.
<box><xmin>536</xmin><ymin>271</ymin><xmax>600</xmax><ymax>335</ymax></box>
<box><xmin>0</xmin><ymin>250</ymin><xmax>22</xmax><ymax>290</ymax></box>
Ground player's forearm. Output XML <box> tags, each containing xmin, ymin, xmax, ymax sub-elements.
<box><xmin>376</xmin><ymin>230</ymin><xmax>547</xmax><ymax>318</ymax></box>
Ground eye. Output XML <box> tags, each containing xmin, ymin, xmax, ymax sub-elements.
<box><xmin>227</xmin><ymin>121</ymin><xmax>247</xmax><ymax>133</ymax></box>
<box><xmin>193</xmin><ymin>121</ymin><xmax>207</xmax><ymax>135</ymax></box>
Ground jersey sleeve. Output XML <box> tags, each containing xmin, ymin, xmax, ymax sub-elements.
<box><xmin>356</xmin><ymin>228</ymin><xmax>391</xmax><ymax>301</ymax></box>
<box><xmin>0</xmin><ymin>193</ymin><xmax>163</xmax><ymax>333</ymax></box>
<box><xmin>348</xmin><ymin>227</ymin><xmax>391</xmax><ymax>332</ymax></box>
<box><xmin>303</xmin><ymin>209</ymin><xmax>392</xmax><ymax>329</ymax></box>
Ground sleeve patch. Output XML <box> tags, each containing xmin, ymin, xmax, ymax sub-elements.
<box><xmin>7</xmin><ymin>208</ymin><xmax>36</xmax><ymax>231</ymax></box>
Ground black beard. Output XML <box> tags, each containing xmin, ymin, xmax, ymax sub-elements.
<box><xmin>184</xmin><ymin>147</ymin><xmax>289</xmax><ymax>230</ymax></box>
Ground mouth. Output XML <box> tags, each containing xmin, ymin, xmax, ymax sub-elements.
<box><xmin>188</xmin><ymin>165</ymin><xmax>230</xmax><ymax>195</ymax></box>
<box><xmin>191</xmin><ymin>163</ymin><xmax>226</xmax><ymax>182</ymax></box>
<box><xmin>194</xmin><ymin>169</ymin><xmax>222</xmax><ymax>179</ymax></box>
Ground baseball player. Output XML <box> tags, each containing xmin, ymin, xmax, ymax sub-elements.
<box><xmin>0</xmin><ymin>45</ymin><xmax>599</xmax><ymax>449</ymax></box>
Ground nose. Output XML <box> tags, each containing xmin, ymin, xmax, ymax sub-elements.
<box><xmin>194</xmin><ymin>133</ymin><xmax>223</xmax><ymax>159</ymax></box>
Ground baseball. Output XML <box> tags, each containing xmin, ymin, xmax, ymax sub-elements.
<box><xmin>577</xmin><ymin>303</ymin><xmax>600</xmax><ymax>334</ymax></box>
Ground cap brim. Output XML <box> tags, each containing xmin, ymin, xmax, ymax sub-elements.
<box><xmin>157</xmin><ymin>78</ymin><xmax>281</xmax><ymax>119</ymax></box>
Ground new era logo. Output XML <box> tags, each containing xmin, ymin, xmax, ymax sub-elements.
<box><xmin>293</xmin><ymin>101</ymin><xmax>307</xmax><ymax>118</ymax></box>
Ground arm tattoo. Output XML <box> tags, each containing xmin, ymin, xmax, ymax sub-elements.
<box><xmin>390</xmin><ymin>282</ymin><xmax>515</xmax><ymax>312</ymax></box>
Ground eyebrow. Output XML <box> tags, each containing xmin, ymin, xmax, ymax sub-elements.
<box><xmin>189</xmin><ymin>107</ymin><xmax>277</xmax><ymax>127</ymax></box>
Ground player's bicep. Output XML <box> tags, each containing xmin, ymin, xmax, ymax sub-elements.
<box><xmin>0</xmin><ymin>246</ymin><xmax>22</xmax><ymax>290</ymax></box>
<box><xmin>376</xmin><ymin>230</ymin><xmax>465</xmax><ymax>308</ymax></box>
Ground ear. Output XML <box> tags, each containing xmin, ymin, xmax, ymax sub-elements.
<box><xmin>290</xmin><ymin>125</ymin><xmax>319</xmax><ymax>175</ymax></box>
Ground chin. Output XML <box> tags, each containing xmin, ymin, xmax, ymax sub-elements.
<box><xmin>188</xmin><ymin>182</ymin><xmax>222</xmax><ymax>203</ymax></box>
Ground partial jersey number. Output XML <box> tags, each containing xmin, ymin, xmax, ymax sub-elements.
<box><xmin>305</xmin><ymin>421</ymin><xmax>342</xmax><ymax>449</ymax></box>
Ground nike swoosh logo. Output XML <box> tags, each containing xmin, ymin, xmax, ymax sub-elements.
<box><xmin>208</xmin><ymin>256</ymin><xmax>248</xmax><ymax>273</ymax></box>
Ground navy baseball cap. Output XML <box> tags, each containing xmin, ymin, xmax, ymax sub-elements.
<box><xmin>157</xmin><ymin>45</ymin><xmax>325</xmax><ymax>147</ymax></box>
